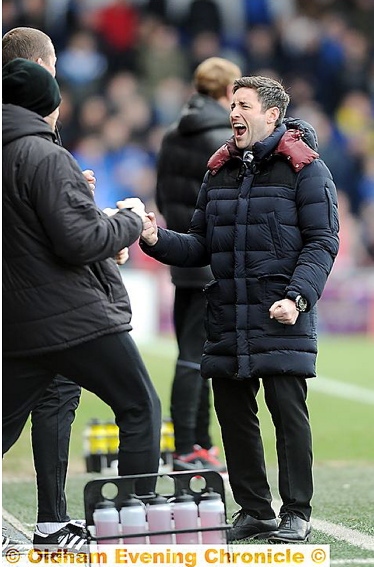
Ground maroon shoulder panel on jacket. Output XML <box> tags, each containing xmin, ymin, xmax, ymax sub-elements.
<box><xmin>275</xmin><ymin>129</ymin><xmax>319</xmax><ymax>172</ymax></box>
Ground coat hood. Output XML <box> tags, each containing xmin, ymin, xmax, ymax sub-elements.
<box><xmin>2</xmin><ymin>104</ymin><xmax>56</xmax><ymax>146</ymax></box>
<box><xmin>178</xmin><ymin>93</ymin><xmax>231</xmax><ymax>136</ymax></box>
<box><xmin>283</xmin><ymin>116</ymin><xmax>319</xmax><ymax>152</ymax></box>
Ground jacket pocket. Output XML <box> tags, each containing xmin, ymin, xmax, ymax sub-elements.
<box><xmin>324</xmin><ymin>184</ymin><xmax>339</xmax><ymax>233</ymax></box>
<box><xmin>203</xmin><ymin>279</ymin><xmax>224</xmax><ymax>341</ymax></box>
<box><xmin>206</xmin><ymin>214</ymin><xmax>215</xmax><ymax>252</ymax></box>
<box><xmin>90</xmin><ymin>262</ymin><xmax>114</xmax><ymax>302</ymax></box>
<box><xmin>267</xmin><ymin>212</ymin><xmax>286</xmax><ymax>258</ymax></box>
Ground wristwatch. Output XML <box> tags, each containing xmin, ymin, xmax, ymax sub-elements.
<box><xmin>286</xmin><ymin>291</ymin><xmax>308</xmax><ymax>312</ymax></box>
<box><xmin>295</xmin><ymin>294</ymin><xmax>308</xmax><ymax>312</ymax></box>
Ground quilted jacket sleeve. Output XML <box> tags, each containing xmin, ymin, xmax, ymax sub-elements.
<box><xmin>285</xmin><ymin>158</ymin><xmax>340</xmax><ymax>308</ymax></box>
<box><xmin>140</xmin><ymin>174</ymin><xmax>211</xmax><ymax>268</ymax></box>
<box><xmin>31</xmin><ymin>147</ymin><xmax>143</xmax><ymax>265</ymax></box>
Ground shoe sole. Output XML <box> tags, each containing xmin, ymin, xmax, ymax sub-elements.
<box><xmin>32</xmin><ymin>543</ymin><xmax>89</xmax><ymax>554</ymax></box>
<box><xmin>228</xmin><ymin>530</ymin><xmax>277</xmax><ymax>543</ymax></box>
<box><xmin>268</xmin><ymin>534</ymin><xmax>311</xmax><ymax>544</ymax></box>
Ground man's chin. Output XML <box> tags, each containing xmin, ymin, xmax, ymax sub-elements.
<box><xmin>235</xmin><ymin>139</ymin><xmax>246</xmax><ymax>149</ymax></box>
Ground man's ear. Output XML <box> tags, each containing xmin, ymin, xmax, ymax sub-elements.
<box><xmin>267</xmin><ymin>106</ymin><xmax>280</xmax><ymax>125</ymax></box>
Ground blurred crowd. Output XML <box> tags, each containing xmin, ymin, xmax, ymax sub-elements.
<box><xmin>3</xmin><ymin>0</ymin><xmax>374</xmax><ymax>270</ymax></box>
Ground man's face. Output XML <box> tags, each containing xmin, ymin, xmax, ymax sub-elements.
<box><xmin>230</xmin><ymin>87</ymin><xmax>279</xmax><ymax>150</ymax></box>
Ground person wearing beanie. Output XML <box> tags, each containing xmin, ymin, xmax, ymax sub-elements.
<box><xmin>2</xmin><ymin>38</ymin><xmax>162</xmax><ymax>556</ymax></box>
<box><xmin>2</xmin><ymin>27</ymin><xmax>96</xmax><ymax>552</ymax></box>
<box><xmin>2</xmin><ymin>57</ymin><xmax>61</xmax><ymax>118</ymax></box>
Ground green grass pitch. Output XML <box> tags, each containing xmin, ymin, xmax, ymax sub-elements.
<box><xmin>3</xmin><ymin>334</ymin><xmax>374</xmax><ymax>565</ymax></box>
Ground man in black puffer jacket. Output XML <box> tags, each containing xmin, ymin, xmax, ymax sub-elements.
<box><xmin>156</xmin><ymin>57</ymin><xmax>241</xmax><ymax>472</ymax></box>
<box><xmin>2</xmin><ymin>59</ymin><xmax>161</xmax><ymax>531</ymax></box>
<box><xmin>141</xmin><ymin>75</ymin><xmax>339</xmax><ymax>543</ymax></box>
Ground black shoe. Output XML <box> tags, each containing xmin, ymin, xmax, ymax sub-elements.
<box><xmin>227</xmin><ymin>510</ymin><xmax>278</xmax><ymax>542</ymax></box>
<box><xmin>268</xmin><ymin>512</ymin><xmax>311</xmax><ymax>543</ymax></box>
<box><xmin>33</xmin><ymin>521</ymin><xmax>88</xmax><ymax>552</ymax></box>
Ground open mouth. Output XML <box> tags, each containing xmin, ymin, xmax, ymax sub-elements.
<box><xmin>233</xmin><ymin>123</ymin><xmax>247</xmax><ymax>138</ymax></box>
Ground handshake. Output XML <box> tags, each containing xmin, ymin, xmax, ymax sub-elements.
<box><xmin>103</xmin><ymin>198</ymin><xmax>158</xmax><ymax>246</ymax></box>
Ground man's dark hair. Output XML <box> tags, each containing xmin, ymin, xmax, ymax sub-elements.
<box><xmin>233</xmin><ymin>76</ymin><xmax>290</xmax><ymax>126</ymax></box>
<box><xmin>2</xmin><ymin>27</ymin><xmax>53</xmax><ymax>66</ymax></box>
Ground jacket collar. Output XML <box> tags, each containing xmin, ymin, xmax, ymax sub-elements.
<box><xmin>208</xmin><ymin>123</ymin><xmax>319</xmax><ymax>175</ymax></box>
<box><xmin>208</xmin><ymin>124</ymin><xmax>286</xmax><ymax>175</ymax></box>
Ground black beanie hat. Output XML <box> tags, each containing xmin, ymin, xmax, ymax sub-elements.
<box><xmin>2</xmin><ymin>57</ymin><xmax>61</xmax><ymax>117</ymax></box>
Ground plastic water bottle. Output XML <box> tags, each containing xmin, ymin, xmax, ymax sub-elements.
<box><xmin>120</xmin><ymin>495</ymin><xmax>147</xmax><ymax>544</ymax></box>
<box><xmin>93</xmin><ymin>500</ymin><xmax>120</xmax><ymax>544</ymax></box>
<box><xmin>83</xmin><ymin>419</ymin><xmax>107</xmax><ymax>473</ymax></box>
<box><xmin>147</xmin><ymin>495</ymin><xmax>174</xmax><ymax>544</ymax></box>
<box><xmin>173</xmin><ymin>489</ymin><xmax>199</xmax><ymax>544</ymax></box>
<box><xmin>198</xmin><ymin>488</ymin><xmax>226</xmax><ymax>544</ymax></box>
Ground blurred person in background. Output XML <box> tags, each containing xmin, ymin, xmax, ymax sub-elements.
<box><xmin>56</xmin><ymin>28</ymin><xmax>108</xmax><ymax>106</ymax></box>
<box><xmin>91</xmin><ymin>0</ymin><xmax>141</xmax><ymax>74</ymax></box>
<box><xmin>135</xmin><ymin>20</ymin><xmax>189</xmax><ymax>98</ymax></box>
<box><xmin>335</xmin><ymin>90</ymin><xmax>374</xmax><ymax>216</ymax></box>
<box><xmin>141</xmin><ymin>75</ymin><xmax>339</xmax><ymax>542</ymax></box>
<box><xmin>156</xmin><ymin>57</ymin><xmax>241</xmax><ymax>472</ymax></box>
<box><xmin>183</xmin><ymin>0</ymin><xmax>223</xmax><ymax>42</ymax></box>
<box><xmin>2</xmin><ymin>57</ymin><xmax>161</xmax><ymax>549</ymax></box>
<box><xmin>241</xmin><ymin>24</ymin><xmax>283</xmax><ymax>77</ymax></box>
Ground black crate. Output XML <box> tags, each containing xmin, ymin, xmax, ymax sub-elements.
<box><xmin>84</xmin><ymin>469</ymin><xmax>229</xmax><ymax>543</ymax></box>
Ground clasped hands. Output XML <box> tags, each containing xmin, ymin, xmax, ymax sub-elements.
<box><xmin>104</xmin><ymin>198</ymin><xmax>158</xmax><ymax>247</ymax></box>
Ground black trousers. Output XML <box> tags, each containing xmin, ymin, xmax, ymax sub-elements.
<box><xmin>170</xmin><ymin>287</ymin><xmax>212</xmax><ymax>454</ymax></box>
<box><xmin>212</xmin><ymin>375</ymin><xmax>313</xmax><ymax>521</ymax></box>
<box><xmin>31</xmin><ymin>376</ymin><xmax>81</xmax><ymax>523</ymax></box>
<box><xmin>3</xmin><ymin>331</ymin><xmax>162</xmax><ymax>497</ymax></box>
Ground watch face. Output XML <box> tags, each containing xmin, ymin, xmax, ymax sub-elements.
<box><xmin>297</xmin><ymin>296</ymin><xmax>308</xmax><ymax>312</ymax></box>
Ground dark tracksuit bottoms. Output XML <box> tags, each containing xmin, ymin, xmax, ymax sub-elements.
<box><xmin>3</xmin><ymin>331</ymin><xmax>162</xmax><ymax>498</ymax></box>
<box><xmin>31</xmin><ymin>375</ymin><xmax>81</xmax><ymax>523</ymax></box>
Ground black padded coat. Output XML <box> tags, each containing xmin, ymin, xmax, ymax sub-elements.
<box><xmin>3</xmin><ymin>104</ymin><xmax>143</xmax><ymax>357</ymax></box>
<box><xmin>156</xmin><ymin>93</ymin><xmax>233</xmax><ymax>288</ymax></box>
<box><xmin>141</xmin><ymin>119</ymin><xmax>340</xmax><ymax>380</ymax></box>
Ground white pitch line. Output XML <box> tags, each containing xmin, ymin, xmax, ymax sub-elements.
<box><xmin>310</xmin><ymin>376</ymin><xmax>374</xmax><ymax>405</ymax></box>
<box><xmin>312</xmin><ymin>517</ymin><xmax>374</xmax><ymax>552</ymax></box>
<box><xmin>2</xmin><ymin>508</ymin><xmax>33</xmax><ymax>540</ymax></box>
<box><xmin>331</xmin><ymin>561</ymin><xmax>374</xmax><ymax>565</ymax></box>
